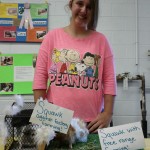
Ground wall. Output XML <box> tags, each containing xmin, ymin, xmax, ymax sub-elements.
<box><xmin>0</xmin><ymin>0</ymin><xmax>150</xmax><ymax>134</ymax></box>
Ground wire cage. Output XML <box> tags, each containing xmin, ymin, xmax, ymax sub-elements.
<box><xmin>4</xmin><ymin>102</ymin><xmax>39</xmax><ymax>150</ymax></box>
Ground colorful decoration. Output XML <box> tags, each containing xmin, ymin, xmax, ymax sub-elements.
<box><xmin>0</xmin><ymin>3</ymin><xmax>48</xmax><ymax>42</ymax></box>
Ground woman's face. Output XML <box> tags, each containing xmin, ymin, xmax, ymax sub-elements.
<box><xmin>70</xmin><ymin>0</ymin><xmax>92</xmax><ymax>29</ymax></box>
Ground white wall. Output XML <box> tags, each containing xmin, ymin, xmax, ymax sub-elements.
<box><xmin>0</xmin><ymin>0</ymin><xmax>150</xmax><ymax>134</ymax></box>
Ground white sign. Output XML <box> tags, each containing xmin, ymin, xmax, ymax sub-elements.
<box><xmin>98</xmin><ymin>122</ymin><xmax>145</xmax><ymax>150</ymax></box>
<box><xmin>14</xmin><ymin>66</ymin><xmax>34</xmax><ymax>82</ymax></box>
<box><xmin>30</xmin><ymin>99</ymin><xmax>74</xmax><ymax>134</ymax></box>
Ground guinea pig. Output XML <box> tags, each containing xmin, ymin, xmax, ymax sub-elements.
<box><xmin>45</xmin><ymin>118</ymin><xmax>89</xmax><ymax>149</ymax></box>
<box><xmin>54</xmin><ymin>125</ymin><xmax>76</xmax><ymax>149</ymax></box>
<box><xmin>71</xmin><ymin>118</ymin><xmax>89</xmax><ymax>142</ymax></box>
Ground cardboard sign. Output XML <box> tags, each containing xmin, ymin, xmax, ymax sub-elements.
<box><xmin>0</xmin><ymin>138</ymin><xmax>4</xmax><ymax>150</ymax></box>
<box><xmin>98</xmin><ymin>122</ymin><xmax>145</xmax><ymax>150</ymax></box>
<box><xmin>30</xmin><ymin>99</ymin><xmax>74</xmax><ymax>134</ymax></box>
<box><xmin>145</xmin><ymin>138</ymin><xmax>150</xmax><ymax>150</ymax></box>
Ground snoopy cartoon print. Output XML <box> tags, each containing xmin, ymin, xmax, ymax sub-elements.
<box><xmin>75</xmin><ymin>62</ymin><xmax>87</xmax><ymax>76</ymax></box>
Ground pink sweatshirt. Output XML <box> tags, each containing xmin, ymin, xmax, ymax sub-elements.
<box><xmin>33</xmin><ymin>28</ymin><xmax>116</xmax><ymax>122</ymax></box>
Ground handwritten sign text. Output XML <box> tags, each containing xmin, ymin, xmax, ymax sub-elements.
<box><xmin>98</xmin><ymin>122</ymin><xmax>145</xmax><ymax>150</ymax></box>
<box><xmin>30</xmin><ymin>99</ymin><xmax>74</xmax><ymax>134</ymax></box>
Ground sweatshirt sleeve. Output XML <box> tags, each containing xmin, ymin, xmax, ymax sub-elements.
<box><xmin>102</xmin><ymin>37</ymin><xmax>117</xmax><ymax>95</ymax></box>
<box><xmin>32</xmin><ymin>32</ymin><xmax>50</xmax><ymax>90</ymax></box>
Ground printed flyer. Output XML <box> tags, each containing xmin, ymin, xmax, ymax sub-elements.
<box><xmin>0</xmin><ymin>3</ymin><xmax>48</xmax><ymax>43</ymax></box>
<box><xmin>0</xmin><ymin>54</ymin><xmax>37</xmax><ymax>94</ymax></box>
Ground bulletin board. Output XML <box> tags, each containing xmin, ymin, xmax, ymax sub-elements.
<box><xmin>0</xmin><ymin>3</ymin><xmax>48</xmax><ymax>43</ymax></box>
<box><xmin>0</xmin><ymin>54</ymin><xmax>37</xmax><ymax>95</ymax></box>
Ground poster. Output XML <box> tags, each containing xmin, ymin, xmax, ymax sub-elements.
<box><xmin>0</xmin><ymin>3</ymin><xmax>48</xmax><ymax>43</ymax></box>
<box><xmin>0</xmin><ymin>54</ymin><xmax>37</xmax><ymax>94</ymax></box>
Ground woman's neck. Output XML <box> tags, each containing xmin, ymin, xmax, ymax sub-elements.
<box><xmin>64</xmin><ymin>24</ymin><xmax>92</xmax><ymax>38</ymax></box>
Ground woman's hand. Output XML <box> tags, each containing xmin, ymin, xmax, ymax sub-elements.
<box><xmin>87</xmin><ymin>111</ymin><xmax>113</xmax><ymax>133</ymax></box>
<box><xmin>87</xmin><ymin>94</ymin><xmax>115</xmax><ymax>133</ymax></box>
<box><xmin>33</xmin><ymin>89</ymin><xmax>47</xmax><ymax>103</ymax></box>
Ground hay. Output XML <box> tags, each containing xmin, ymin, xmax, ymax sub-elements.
<box><xmin>46</xmin><ymin>134</ymin><xmax>101</xmax><ymax>150</ymax></box>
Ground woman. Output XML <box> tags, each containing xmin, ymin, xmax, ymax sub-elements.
<box><xmin>33</xmin><ymin>0</ymin><xmax>116</xmax><ymax>133</ymax></box>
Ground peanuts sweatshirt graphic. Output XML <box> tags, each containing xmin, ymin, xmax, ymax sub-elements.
<box><xmin>49</xmin><ymin>48</ymin><xmax>101</xmax><ymax>90</ymax></box>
